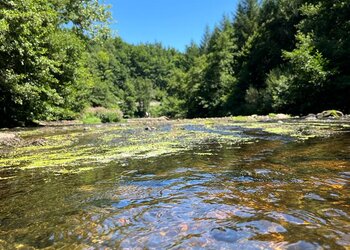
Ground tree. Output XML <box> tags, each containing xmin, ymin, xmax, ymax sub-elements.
<box><xmin>265</xmin><ymin>0</ymin><xmax>350</xmax><ymax>114</ymax></box>
<box><xmin>49</xmin><ymin>0</ymin><xmax>111</xmax><ymax>38</ymax></box>
<box><xmin>185</xmin><ymin>55</ymin><xmax>209</xmax><ymax>118</ymax></box>
<box><xmin>228</xmin><ymin>0</ymin><xmax>261</xmax><ymax>114</ymax></box>
<box><xmin>199</xmin><ymin>25</ymin><xmax>212</xmax><ymax>54</ymax></box>
<box><xmin>1</xmin><ymin>0</ymin><xmax>349</xmax><ymax>125</ymax></box>
<box><xmin>0</xmin><ymin>0</ymin><xmax>110</xmax><ymax>126</ymax></box>
<box><xmin>233</xmin><ymin>0</ymin><xmax>260</xmax><ymax>49</ymax></box>
<box><xmin>228</xmin><ymin>0</ymin><xmax>304</xmax><ymax>114</ymax></box>
<box><xmin>0</xmin><ymin>0</ymin><xmax>62</xmax><ymax>126</ymax></box>
<box><xmin>297</xmin><ymin>0</ymin><xmax>350</xmax><ymax>112</ymax></box>
<box><xmin>204</xmin><ymin>17</ymin><xmax>237</xmax><ymax>116</ymax></box>
<box><xmin>134</xmin><ymin>78</ymin><xmax>153</xmax><ymax>117</ymax></box>
<box><xmin>267</xmin><ymin>33</ymin><xmax>331</xmax><ymax>114</ymax></box>
<box><xmin>184</xmin><ymin>41</ymin><xmax>200</xmax><ymax>71</ymax></box>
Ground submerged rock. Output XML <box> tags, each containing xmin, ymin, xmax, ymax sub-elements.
<box><xmin>27</xmin><ymin>138</ymin><xmax>47</xmax><ymax>146</ymax></box>
<box><xmin>145</xmin><ymin>126</ymin><xmax>156</xmax><ymax>131</ymax></box>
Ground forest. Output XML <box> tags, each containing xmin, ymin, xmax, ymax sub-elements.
<box><xmin>0</xmin><ymin>0</ymin><xmax>349</xmax><ymax>127</ymax></box>
<box><xmin>1</xmin><ymin>1</ymin><xmax>350</xmax><ymax>248</ymax></box>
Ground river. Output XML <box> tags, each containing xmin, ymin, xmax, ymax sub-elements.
<box><xmin>0</xmin><ymin>119</ymin><xmax>349</xmax><ymax>249</ymax></box>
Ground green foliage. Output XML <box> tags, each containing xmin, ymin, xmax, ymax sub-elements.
<box><xmin>50</xmin><ymin>0</ymin><xmax>111</xmax><ymax>38</ymax></box>
<box><xmin>0</xmin><ymin>0</ymin><xmax>110</xmax><ymax>127</ymax></box>
<box><xmin>159</xmin><ymin>96</ymin><xmax>186</xmax><ymax>118</ymax></box>
<box><xmin>184</xmin><ymin>0</ymin><xmax>348</xmax><ymax>116</ymax></box>
<box><xmin>185</xmin><ymin>55</ymin><xmax>209</xmax><ymax>118</ymax></box>
<box><xmin>233</xmin><ymin>0</ymin><xmax>260</xmax><ymax>49</ymax></box>
<box><xmin>134</xmin><ymin>77</ymin><xmax>153</xmax><ymax>117</ymax></box>
<box><xmin>283</xmin><ymin>33</ymin><xmax>330</xmax><ymax>86</ymax></box>
<box><xmin>199</xmin><ymin>25</ymin><xmax>212</xmax><ymax>54</ymax></box>
<box><xmin>97</xmin><ymin>109</ymin><xmax>122</xmax><ymax>123</ymax></box>
<box><xmin>267</xmin><ymin>33</ymin><xmax>332</xmax><ymax>114</ymax></box>
<box><xmin>81</xmin><ymin>113</ymin><xmax>102</xmax><ymax>124</ymax></box>
<box><xmin>82</xmin><ymin>107</ymin><xmax>122</xmax><ymax>123</ymax></box>
<box><xmin>85</xmin><ymin>38</ymin><xmax>187</xmax><ymax>118</ymax></box>
<box><xmin>297</xmin><ymin>0</ymin><xmax>350</xmax><ymax>112</ymax></box>
<box><xmin>0</xmin><ymin>0</ymin><xmax>349</xmax><ymax>126</ymax></box>
<box><xmin>266</xmin><ymin>67</ymin><xmax>291</xmax><ymax>111</ymax></box>
<box><xmin>244</xmin><ymin>86</ymin><xmax>272</xmax><ymax>114</ymax></box>
<box><xmin>0</xmin><ymin>0</ymin><xmax>58</xmax><ymax>125</ymax></box>
<box><xmin>148</xmin><ymin>104</ymin><xmax>162</xmax><ymax>118</ymax></box>
<box><xmin>186</xmin><ymin>17</ymin><xmax>237</xmax><ymax>117</ymax></box>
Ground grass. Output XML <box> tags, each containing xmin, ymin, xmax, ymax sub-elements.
<box><xmin>81</xmin><ymin>107</ymin><xmax>123</xmax><ymax>124</ymax></box>
<box><xmin>82</xmin><ymin>114</ymin><xmax>102</xmax><ymax>124</ymax></box>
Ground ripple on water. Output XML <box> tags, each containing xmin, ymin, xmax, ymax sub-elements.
<box><xmin>268</xmin><ymin>212</ymin><xmax>309</xmax><ymax>225</ymax></box>
<box><xmin>236</xmin><ymin>220</ymin><xmax>287</xmax><ymax>234</ymax></box>
<box><xmin>0</xmin><ymin>126</ymin><xmax>350</xmax><ymax>249</ymax></box>
<box><xmin>304</xmin><ymin>193</ymin><xmax>326</xmax><ymax>201</ymax></box>
<box><xmin>210</xmin><ymin>227</ymin><xmax>253</xmax><ymax>243</ymax></box>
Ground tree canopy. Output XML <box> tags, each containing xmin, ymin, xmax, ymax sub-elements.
<box><xmin>0</xmin><ymin>0</ymin><xmax>349</xmax><ymax>127</ymax></box>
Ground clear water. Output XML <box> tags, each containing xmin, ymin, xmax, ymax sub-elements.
<box><xmin>0</xmin><ymin>127</ymin><xmax>349</xmax><ymax>249</ymax></box>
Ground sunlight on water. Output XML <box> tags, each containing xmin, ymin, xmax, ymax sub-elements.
<box><xmin>0</xmin><ymin>126</ymin><xmax>349</xmax><ymax>249</ymax></box>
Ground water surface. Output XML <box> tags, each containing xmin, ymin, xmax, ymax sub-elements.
<box><xmin>0</xmin><ymin>123</ymin><xmax>349</xmax><ymax>249</ymax></box>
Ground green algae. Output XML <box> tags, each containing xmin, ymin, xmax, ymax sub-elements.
<box><xmin>53</xmin><ymin>166</ymin><xmax>95</xmax><ymax>175</ymax></box>
<box><xmin>1</xmin><ymin>127</ymin><xmax>349</xmax><ymax>249</ymax></box>
<box><xmin>0</xmin><ymin>118</ymin><xmax>347</xmax><ymax>173</ymax></box>
<box><xmin>231</xmin><ymin>116</ymin><xmax>255</xmax><ymax>122</ymax></box>
<box><xmin>240</xmin><ymin>121</ymin><xmax>344</xmax><ymax>140</ymax></box>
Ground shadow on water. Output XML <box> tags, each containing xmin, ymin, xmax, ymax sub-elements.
<box><xmin>0</xmin><ymin>130</ymin><xmax>349</xmax><ymax>249</ymax></box>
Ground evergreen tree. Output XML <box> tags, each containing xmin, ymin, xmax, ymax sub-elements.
<box><xmin>233</xmin><ymin>0</ymin><xmax>260</xmax><ymax>49</ymax></box>
<box><xmin>199</xmin><ymin>25</ymin><xmax>212</xmax><ymax>55</ymax></box>
<box><xmin>1</xmin><ymin>0</ymin><xmax>349</xmax><ymax>125</ymax></box>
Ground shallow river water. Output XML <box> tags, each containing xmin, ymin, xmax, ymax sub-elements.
<box><xmin>0</xmin><ymin>122</ymin><xmax>349</xmax><ymax>249</ymax></box>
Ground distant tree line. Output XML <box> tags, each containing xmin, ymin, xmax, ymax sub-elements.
<box><xmin>0</xmin><ymin>0</ymin><xmax>349</xmax><ymax>126</ymax></box>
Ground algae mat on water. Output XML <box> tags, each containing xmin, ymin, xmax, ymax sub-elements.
<box><xmin>0</xmin><ymin>118</ymin><xmax>348</xmax><ymax>174</ymax></box>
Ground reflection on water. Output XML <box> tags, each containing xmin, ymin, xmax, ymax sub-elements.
<box><xmin>0</xmin><ymin>132</ymin><xmax>350</xmax><ymax>249</ymax></box>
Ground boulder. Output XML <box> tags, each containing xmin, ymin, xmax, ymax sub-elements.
<box><xmin>304</xmin><ymin>114</ymin><xmax>317</xmax><ymax>120</ymax></box>
<box><xmin>275</xmin><ymin>114</ymin><xmax>290</xmax><ymax>119</ymax></box>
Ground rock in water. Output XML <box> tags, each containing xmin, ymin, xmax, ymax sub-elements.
<box><xmin>275</xmin><ymin>114</ymin><xmax>290</xmax><ymax>119</ymax></box>
<box><xmin>145</xmin><ymin>126</ymin><xmax>156</xmax><ymax>131</ymax></box>
<box><xmin>304</xmin><ymin>114</ymin><xmax>317</xmax><ymax>120</ymax></box>
<box><xmin>27</xmin><ymin>138</ymin><xmax>47</xmax><ymax>146</ymax></box>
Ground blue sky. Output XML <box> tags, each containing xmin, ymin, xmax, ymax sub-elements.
<box><xmin>106</xmin><ymin>0</ymin><xmax>238</xmax><ymax>51</ymax></box>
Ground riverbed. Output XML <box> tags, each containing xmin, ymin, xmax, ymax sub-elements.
<box><xmin>0</xmin><ymin>118</ymin><xmax>349</xmax><ymax>249</ymax></box>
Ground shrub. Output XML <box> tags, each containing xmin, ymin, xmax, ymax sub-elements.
<box><xmin>149</xmin><ymin>105</ymin><xmax>162</xmax><ymax>118</ymax></box>
<box><xmin>82</xmin><ymin>114</ymin><xmax>102</xmax><ymax>124</ymax></box>
<box><xmin>159</xmin><ymin>96</ymin><xmax>186</xmax><ymax>118</ymax></box>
